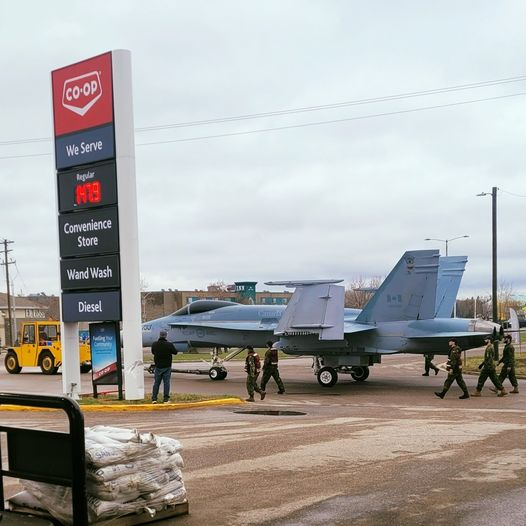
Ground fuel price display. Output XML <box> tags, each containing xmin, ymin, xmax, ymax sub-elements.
<box><xmin>58</xmin><ymin>161</ymin><xmax>117</xmax><ymax>212</ymax></box>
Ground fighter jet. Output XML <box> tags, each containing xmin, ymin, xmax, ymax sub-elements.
<box><xmin>142</xmin><ymin>250</ymin><xmax>499</xmax><ymax>386</ymax></box>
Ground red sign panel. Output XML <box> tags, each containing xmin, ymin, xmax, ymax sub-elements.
<box><xmin>52</xmin><ymin>52</ymin><xmax>114</xmax><ymax>137</ymax></box>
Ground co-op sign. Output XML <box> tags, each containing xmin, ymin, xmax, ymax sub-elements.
<box><xmin>62</xmin><ymin>71</ymin><xmax>102</xmax><ymax>116</ymax></box>
<box><xmin>52</xmin><ymin>52</ymin><xmax>115</xmax><ymax>170</ymax></box>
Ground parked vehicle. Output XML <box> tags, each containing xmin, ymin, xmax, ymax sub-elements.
<box><xmin>4</xmin><ymin>321</ymin><xmax>91</xmax><ymax>375</ymax></box>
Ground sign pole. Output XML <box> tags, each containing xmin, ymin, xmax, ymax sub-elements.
<box><xmin>52</xmin><ymin>50</ymin><xmax>143</xmax><ymax>400</ymax></box>
<box><xmin>112</xmin><ymin>50</ymin><xmax>144</xmax><ymax>399</ymax></box>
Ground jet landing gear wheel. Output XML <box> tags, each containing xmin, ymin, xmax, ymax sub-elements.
<box><xmin>209</xmin><ymin>367</ymin><xmax>227</xmax><ymax>380</ymax></box>
<box><xmin>317</xmin><ymin>366</ymin><xmax>338</xmax><ymax>387</ymax></box>
<box><xmin>350</xmin><ymin>366</ymin><xmax>370</xmax><ymax>382</ymax></box>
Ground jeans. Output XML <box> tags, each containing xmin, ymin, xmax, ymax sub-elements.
<box><xmin>152</xmin><ymin>367</ymin><xmax>172</xmax><ymax>401</ymax></box>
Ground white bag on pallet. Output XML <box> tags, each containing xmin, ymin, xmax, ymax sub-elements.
<box><xmin>11</xmin><ymin>426</ymin><xmax>187</xmax><ymax>525</ymax></box>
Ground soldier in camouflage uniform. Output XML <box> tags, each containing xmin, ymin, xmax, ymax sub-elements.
<box><xmin>472</xmin><ymin>337</ymin><xmax>508</xmax><ymax>397</ymax></box>
<box><xmin>244</xmin><ymin>346</ymin><xmax>266</xmax><ymax>402</ymax></box>
<box><xmin>435</xmin><ymin>339</ymin><xmax>470</xmax><ymax>399</ymax></box>
<box><xmin>261</xmin><ymin>341</ymin><xmax>285</xmax><ymax>394</ymax></box>
<box><xmin>490</xmin><ymin>335</ymin><xmax>519</xmax><ymax>394</ymax></box>
<box><xmin>422</xmin><ymin>353</ymin><xmax>440</xmax><ymax>376</ymax></box>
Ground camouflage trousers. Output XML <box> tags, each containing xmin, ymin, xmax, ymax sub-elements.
<box><xmin>246</xmin><ymin>373</ymin><xmax>263</xmax><ymax>397</ymax></box>
<box><xmin>498</xmin><ymin>365</ymin><xmax>518</xmax><ymax>388</ymax></box>
<box><xmin>476</xmin><ymin>367</ymin><xmax>503</xmax><ymax>391</ymax></box>
<box><xmin>261</xmin><ymin>365</ymin><xmax>284</xmax><ymax>392</ymax></box>
<box><xmin>443</xmin><ymin>371</ymin><xmax>468</xmax><ymax>395</ymax></box>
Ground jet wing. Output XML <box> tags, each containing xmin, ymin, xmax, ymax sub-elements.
<box><xmin>168</xmin><ymin>321</ymin><xmax>274</xmax><ymax>331</ymax></box>
<box><xmin>343</xmin><ymin>321</ymin><xmax>377</xmax><ymax>334</ymax></box>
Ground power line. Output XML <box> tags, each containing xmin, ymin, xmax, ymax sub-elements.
<box><xmin>135</xmin><ymin>92</ymin><xmax>526</xmax><ymax>146</ymax></box>
<box><xmin>1</xmin><ymin>74</ymin><xmax>526</xmax><ymax>147</ymax></box>
<box><xmin>500</xmin><ymin>189</ymin><xmax>526</xmax><ymax>198</ymax></box>
<box><xmin>1</xmin><ymin>91</ymin><xmax>526</xmax><ymax>160</ymax></box>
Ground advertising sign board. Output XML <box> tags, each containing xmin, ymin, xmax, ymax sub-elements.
<box><xmin>58</xmin><ymin>206</ymin><xmax>119</xmax><ymax>258</ymax></box>
<box><xmin>55</xmin><ymin>124</ymin><xmax>115</xmax><ymax>170</ymax></box>
<box><xmin>60</xmin><ymin>254</ymin><xmax>121</xmax><ymax>290</ymax></box>
<box><xmin>89</xmin><ymin>321</ymin><xmax>123</xmax><ymax>399</ymax></box>
<box><xmin>57</xmin><ymin>161</ymin><xmax>118</xmax><ymax>213</ymax></box>
<box><xmin>51</xmin><ymin>52</ymin><xmax>113</xmax><ymax>137</ymax></box>
<box><xmin>62</xmin><ymin>290</ymin><xmax>121</xmax><ymax>322</ymax></box>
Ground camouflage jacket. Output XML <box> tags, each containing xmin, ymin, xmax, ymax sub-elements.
<box><xmin>447</xmin><ymin>346</ymin><xmax>463</xmax><ymax>373</ymax></box>
<box><xmin>244</xmin><ymin>353</ymin><xmax>261</xmax><ymax>376</ymax></box>
<box><xmin>481</xmin><ymin>343</ymin><xmax>496</xmax><ymax>369</ymax></box>
<box><xmin>499</xmin><ymin>343</ymin><xmax>515</xmax><ymax>367</ymax></box>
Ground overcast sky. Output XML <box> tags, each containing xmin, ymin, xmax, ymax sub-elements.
<box><xmin>1</xmin><ymin>1</ymin><xmax>525</xmax><ymax>300</ymax></box>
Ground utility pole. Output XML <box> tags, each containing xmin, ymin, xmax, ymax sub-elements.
<box><xmin>1</xmin><ymin>239</ymin><xmax>15</xmax><ymax>346</ymax></box>
<box><xmin>491</xmin><ymin>186</ymin><xmax>498</xmax><ymax>324</ymax></box>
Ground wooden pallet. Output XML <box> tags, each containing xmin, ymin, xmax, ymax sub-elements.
<box><xmin>7</xmin><ymin>501</ymin><xmax>189</xmax><ymax>525</ymax></box>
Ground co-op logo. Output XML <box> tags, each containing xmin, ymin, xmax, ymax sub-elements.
<box><xmin>62</xmin><ymin>71</ymin><xmax>102</xmax><ymax>117</ymax></box>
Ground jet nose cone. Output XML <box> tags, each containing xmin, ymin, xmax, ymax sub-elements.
<box><xmin>473</xmin><ymin>319</ymin><xmax>500</xmax><ymax>335</ymax></box>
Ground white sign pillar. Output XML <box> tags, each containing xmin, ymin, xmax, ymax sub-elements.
<box><xmin>61</xmin><ymin>321</ymin><xmax>81</xmax><ymax>399</ymax></box>
<box><xmin>113</xmin><ymin>50</ymin><xmax>144</xmax><ymax>399</ymax></box>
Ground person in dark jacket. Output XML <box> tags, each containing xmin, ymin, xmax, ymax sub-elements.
<box><xmin>151</xmin><ymin>330</ymin><xmax>178</xmax><ymax>403</ymax></box>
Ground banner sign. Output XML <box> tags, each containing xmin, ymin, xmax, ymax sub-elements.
<box><xmin>89</xmin><ymin>322</ymin><xmax>122</xmax><ymax>391</ymax></box>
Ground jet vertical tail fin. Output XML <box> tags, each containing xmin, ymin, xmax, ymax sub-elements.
<box><xmin>265</xmin><ymin>280</ymin><xmax>344</xmax><ymax>340</ymax></box>
<box><xmin>435</xmin><ymin>256</ymin><xmax>467</xmax><ymax>318</ymax></box>
<box><xmin>356</xmin><ymin>250</ymin><xmax>439</xmax><ymax>324</ymax></box>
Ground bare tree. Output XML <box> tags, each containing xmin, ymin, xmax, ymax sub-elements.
<box><xmin>206</xmin><ymin>281</ymin><xmax>233</xmax><ymax>300</ymax></box>
<box><xmin>345</xmin><ymin>276</ymin><xmax>383</xmax><ymax>308</ymax></box>
<box><xmin>497</xmin><ymin>281</ymin><xmax>523</xmax><ymax>321</ymax></box>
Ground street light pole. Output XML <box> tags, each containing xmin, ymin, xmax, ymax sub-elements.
<box><xmin>491</xmin><ymin>186</ymin><xmax>498</xmax><ymax>323</ymax></box>
<box><xmin>477</xmin><ymin>187</ymin><xmax>498</xmax><ymax>323</ymax></box>
<box><xmin>424</xmin><ymin>235</ymin><xmax>470</xmax><ymax>256</ymax></box>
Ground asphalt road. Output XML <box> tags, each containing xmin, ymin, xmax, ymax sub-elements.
<box><xmin>1</xmin><ymin>353</ymin><xmax>525</xmax><ymax>525</ymax></box>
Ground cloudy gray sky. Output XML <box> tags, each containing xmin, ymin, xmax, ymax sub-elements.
<box><xmin>1</xmin><ymin>1</ymin><xmax>525</xmax><ymax>300</ymax></box>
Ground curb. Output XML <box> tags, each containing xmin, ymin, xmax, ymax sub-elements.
<box><xmin>0</xmin><ymin>397</ymin><xmax>245</xmax><ymax>412</ymax></box>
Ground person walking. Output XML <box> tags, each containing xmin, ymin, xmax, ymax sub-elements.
<box><xmin>422</xmin><ymin>353</ymin><xmax>440</xmax><ymax>376</ymax></box>
<box><xmin>261</xmin><ymin>341</ymin><xmax>285</xmax><ymax>394</ymax></box>
<box><xmin>435</xmin><ymin>339</ymin><xmax>469</xmax><ymax>399</ymax></box>
<box><xmin>472</xmin><ymin>337</ymin><xmax>508</xmax><ymax>397</ymax></box>
<box><xmin>151</xmin><ymin>330</ymin><xmax>178</xmax><ymax>403</ymax></box>
<box><xmin>244</xmin><ymin>346</ymin><xmax>265</xmax><ymax>402</ymax></box>
<box><xmin>490</xmin><ymin>335</ymin><xmax>519</xmax><ymax>394</ymax></box>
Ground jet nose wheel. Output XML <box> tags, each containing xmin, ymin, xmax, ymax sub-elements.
<box><xmin>317</xmin><ymin>366</ymin><xmax>338</xmax><ymax>387</ymax></box>
<box><xmin>209</xmin><ymin>366</ymin><xmax>227</xmax><ymax>380</ymax></box>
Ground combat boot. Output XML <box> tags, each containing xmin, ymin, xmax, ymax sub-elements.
<box><xmin>471</xmin><ymin>389</ymin><xmax>482</xmax><ymax>397</ymax></box>
<box><xmin>510</xmin><ymin>387</ymin><xmax>519</xmax><ymax>394</ymax></box>
<box><xmin>497</xmin><ymin>389</ymin><xmax>508</xmax><ymax>397</ymax></box>
<box><xmin>459</xmin><ymin>393</ymin><xmax>470</xmax><ymax>399</ymax></box>
<box><xmin>434</xmin><ymin>391</ymin><xmax>445</xmax><ymax>399</ymax></box>
<box><xmin>245</xmin><ymin>396</ymin><xmax>255</xmax><ymax>402</ymax></box>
